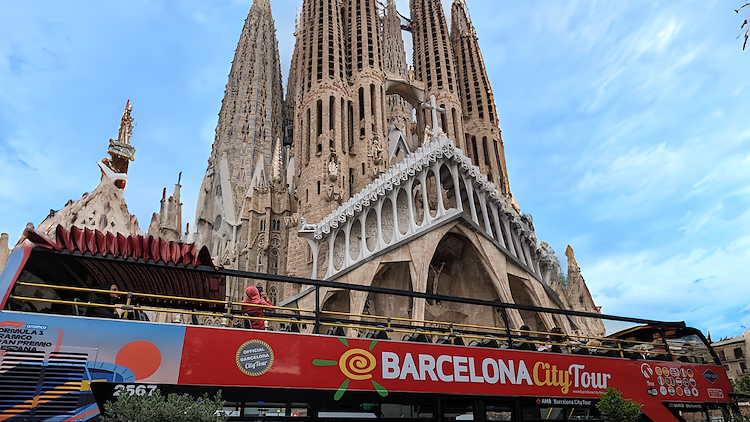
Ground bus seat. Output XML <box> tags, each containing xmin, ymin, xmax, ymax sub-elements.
<box><xmin>437</xmin><ymin>336</ymin><xmax>465</xmax><ymax>346</ymax></box>
<box><xmin>366</xmin><ymin>326</ymin><xmax>389</xmax><ymax>339</ymax></box>
<box><xmin>326</xmin><ymin>326</ymin><xmax>346</xmax><ymax>337</ymax></box>
<box><xmin>474</xmin><ymin>338</ymin><xmax>500</xmax><ymax>348</ymax></box>
<box><xmin>287</xmin><ymin>318</ymin><xmax>301</xmax><ymax>333</ymax></box>
<box><xmin>403</xmin><ymin>331</ymin><xmax>429</xmax><ymax>343</ymax></box>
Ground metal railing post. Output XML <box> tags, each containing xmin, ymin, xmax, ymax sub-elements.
<box><xmin>122</xmin><ymin>292</ymin><xmax>133</xmax><ymax>319</ymax></box>
<box><xmin>224</xmin><ymin>300</ymin><xmax>233</xmax><ymax>327</ymax></box>
<box><xmin>500</xmin><ymin>307</ymin><xmax>513</xmax><ymax>348</ymax></box>
<box><xmin>313</xmin><ymin>286</ymin><xmax>321</xmax><ymax>334</ymax></box>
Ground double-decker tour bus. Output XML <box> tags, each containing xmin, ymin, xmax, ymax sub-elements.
<box><xmin>0</xmin><ymin>226</ymin><xmax>736</xmax><ymax>421</ymax></box>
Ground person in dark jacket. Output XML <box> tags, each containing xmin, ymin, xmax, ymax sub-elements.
<box><xmin>241</xmin><ymin>286</ymin><xmax>274</xmax><ymax>330</ymax></box>
<box><xmin>85</xmin><ymin>282</ymin><xmax>120</xmax><ymax>319</ymax></box>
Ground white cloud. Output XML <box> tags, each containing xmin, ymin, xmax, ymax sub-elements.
<box><xmin>588</xmin><ymin>235</ymin><xmax>750</xmax><ymax>337</ymax></box>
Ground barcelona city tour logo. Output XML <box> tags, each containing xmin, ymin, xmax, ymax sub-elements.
<box><xmin>236</xmin><ymin>339</ymin><xmax>274</xmax><ymax>376</ymax></box>
<box><xmin>313</xmin><ymin>338</ymin><xmax>388</xmax><ymax>400</ymax></box>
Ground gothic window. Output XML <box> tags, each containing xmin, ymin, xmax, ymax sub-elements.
<box><xmin>329</xmin><ymin>96</ymin><xmax>335</xmax><ymax>131</ymax></box>
<box><xmin>317</xmin><ymin>181</ymin><xmax>321</xmax><ymax>195</ymax></box>
<box><xmin>349</xmin><ymin>168</ymin><xmax>354</xmax><ymax>196</ymax></box>
<box><xmin>370</xmin><ymin>84</ymin><xmax>376</xmax><ymax>117</ymax></box>
<box><xmin>269</xmin><ymin>286</ymin><xmax>278</xmax><ymax>305</ymax></box>
<box><xmin>482</xmin><ymin>137</ymin><xmax>490</xmax><ymax>165</ymax></box>
<box><xmin>358</xmin><ymin>88</ymin><xmax>365</xmax><ymax>121</ymax></box>
<box><xmin>257</xmin><ymin>251</ymin><xmax>265</xmax><ymax>272</ymax></box>
<box><xmin>440</xmin><ymin>104</ymin><xmax>447</xmax><ymax>133</ymax></box>
<box><xmin>471</xmin><ymin>136</ymin><xmax>479</xmax><ymax>166</ymax></box>
<box><xmin>215</xmin><ymin>215</ymin><xmax>222</xmax><ymax>231</ymax></box>
<box><xmin>317</xmin><ymin>100</ymin><xmax>323</xmax><ymax>136</ymax></box>
<box><xmin>270</xmin><ymin>249</ymin><xmax>279</xmax><ymax>275</ymax></box>
<box><xmin>305</xmin><ymin>108</ymin><xmax>311</xmax><ymax>164</ymax></box>
<box><xmin>494</xmin><ymin>139</ymin><xmax>502</xmax><ymax>173</ymax></box>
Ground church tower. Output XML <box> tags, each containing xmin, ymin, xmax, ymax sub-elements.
<box><xmin>291</xmin><ymin>0</ymin><xmax>351</xmax><ymax>223</ymax></box>
<box><xmin>451</xmin><ymin>0</ymin><xmax>510</xmax><ymax>195</ymax></box>
<box><xmin>409</xmin><ymin>0</ymin><xmax>464</xmax><ymax>147</ymax></box>
<box><xmin>382</xmin><ymin>0</ymin><xmax>413</xmax><ymax>149</ymax></box>
<box><xmin>345</xmin><ymin>0</ymin><xmax>389</xmax><ymax>193</ymax></box>
<box><xmin>194</xmin><ymin>0</ymin><xmax>285</xmax><ymax>261</ymax></box>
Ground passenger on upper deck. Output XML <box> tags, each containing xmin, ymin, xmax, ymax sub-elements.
<box><xmin>85</xmin><ymin>282</ymin><xmax>120</xmax><ymax>319</ymax></box>
<box><xmin>241</xmin><ymin>286</ymin><xmax>274</xmax><ymax>330</ymax></box>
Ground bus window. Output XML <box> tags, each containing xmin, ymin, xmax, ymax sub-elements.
<box><xmin>522</xmin><ymin>406</ymin><xmax>564</xmax><ymax>420</ymax></box>
<box><xmin>441</xmin><ymin>399</ymin><xmax>474</xmax><ymax>421</ymax></box>
<box><xmin>667</xmin><ymin>333</ymin><xmax>713</xmax><ymax>363</ymax></box>
<box><xmin>291</xmin><ymin>403</ymin><xmax>312</xmax><ymax>417</ymax></box>
<box><xmin>706</xmin><ymin>408</ymin><xmax>725</xmax><ymax>422</ymax></box>
<box><xmin>243</xmin><ymin>402</ymin><xmax>290</xmax><ymax>418</ymax></box>
<box><xmin>567</xmin><ymin>406</ymin><xmax>601</xmax><ymax>420</ymax></box>
<box><xmin>484</xmin><ymin>402</ymin><xmax>513</xmax><ymax>421</ymax></box>
<box><xmin>318</xmin><ymin>402</ymin><xmax>378</xmax><ymax>419</ymax></box>
<box><xmin>380</xmin><ymin>403</ymin><xmax>434</xmax><ymax>419</ymax></box>
<box><xmin>675</xmin><ymin>410</ymin><xmax>707</xmax><ymax>421</ymax></box>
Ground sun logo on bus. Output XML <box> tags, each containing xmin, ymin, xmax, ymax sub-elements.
<box><xmin>312</xmin><ymin>338</ymin><xmax>388</xmax><ymax>400</ymax></box>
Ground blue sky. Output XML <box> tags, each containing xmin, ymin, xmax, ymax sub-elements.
<box><xmin>1</xmin><ymin>0</ymin><xmax>749</xmax><ymax>338</ymax></box>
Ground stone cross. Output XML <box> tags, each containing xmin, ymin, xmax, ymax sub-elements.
<box><xmin>420</xmin><ymin>95</ymin><xmax>446</xmax><ymax>137</ymax></box>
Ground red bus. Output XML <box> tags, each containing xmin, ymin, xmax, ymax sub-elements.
<box><xmin>0</xmin><ymin>227</ymin><xmax>736</xmax><ymax>421</ymax></box>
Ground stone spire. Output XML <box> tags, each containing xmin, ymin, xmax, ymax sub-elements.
<box><xmin>194</xmin><ymin>0</ymin><xmax>284</xmax><ymax>254</ymax></box>
<box><xmin>147</xmin><ymin>173</ymin><xmax>183</xmax><ymax>242</ymax></box>
<box><xmin>271</xmin><ymin>137</ymin><xmax>283</xmax><ymax>181</ymax></box>
<box><xmin>382</xmin><ymin>0</ymin><xmax>413</xmax><ymax>140</ymax></box>
<box><xmin>451</xmin><ymin>0</ymin><xmax>510</xmax><ymax>196</ymax></box>
<box><xmin>292</xmin><ymin>0</ymin><xmax>351</xmax><ymax>224</ymax></box>
<box><xmin>409</xmin><ymin>0</ymin><xmax>464</xmax><ymax>147</ymax></box>
<box><xmin>345</xmin><ymin>0</ymin><xmax>389</xmax><ymax>193</ymax></box>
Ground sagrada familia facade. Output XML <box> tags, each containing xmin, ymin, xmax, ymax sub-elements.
<box><xmin>0</xmin><ymin>0</ymin><xmax>605</xmax><ymax>337</ymax></box>
<box><xmin>188</xmin><ymin>0</ymin><xmax>603</xmax><ymax>336</ymax></box>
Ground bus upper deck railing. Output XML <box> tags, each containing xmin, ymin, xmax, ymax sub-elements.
<box><xmin>7</xmin><ymin>281</ymin><xmax>715</xmax><ymax>365</ymax></box>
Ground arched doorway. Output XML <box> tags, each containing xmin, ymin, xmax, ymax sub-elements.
<box><xmin>507</xmin><ymin>274</ymin><xmax>548</xmax><ymax>332</ymax></box>
<box><xmin>364</xmin><ymin>262</ymin><xmax>413</xmax><ymax>335</ymax></box>
<box><xmin>424</xmin><ymin>232</ymin><xmax>505</xmax><ymax>330</ymax></box>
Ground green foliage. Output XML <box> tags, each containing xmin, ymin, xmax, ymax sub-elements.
<box><xmin>595</xmin><ymin>387</ymin><xmax>643</xmax><ymax>422</ymax></box>
<box><xmin>102</xmin><ymin>388</ymin><xmax>228</xmax><ymax>422</ymax></box>
<box><xmin>725</xmin><ymin>411</ymin><xmax>750</xmax><ymax>422</ymax></box>
<box><xmin>732</xmin><ymin>375</ymin><xmax>750</xmax><ymax>395</ymax></box>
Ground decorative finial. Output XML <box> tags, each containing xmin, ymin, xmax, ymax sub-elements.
<box><xmin>99</xmin><ymin>100</ymin><xmax>137</xmax><ymax>189</ymax></box>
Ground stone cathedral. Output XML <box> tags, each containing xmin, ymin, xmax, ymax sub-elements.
<box><xmin>190</xmin><ymin>0</ymin><xmax>605</xmax><ymax>337</ymax></box>
<box><xmin>0</xmin><ymin>0</ymin><xmax>603</xmax><ymax>337</ymax></box>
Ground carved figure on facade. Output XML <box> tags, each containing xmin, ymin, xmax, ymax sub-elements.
<box><xmin>368</xmin><ymin>138</ymin><xmax>387</xmax><ymax>177</ymax></box>
<box><xmin>284</xmin><ymin>213</ymin><xmax>300</xmax><ymax>229</ymax></box>
<box><xmin>324</xmin><ymin>154</ymin><xmax>343</xmax><ymax>203</ymax></box>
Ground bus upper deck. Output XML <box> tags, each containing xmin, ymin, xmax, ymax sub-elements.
<box><xmin>0</xmin><ymin>226</ymin><xmax>735</xmax><ymax>421</ymax></box>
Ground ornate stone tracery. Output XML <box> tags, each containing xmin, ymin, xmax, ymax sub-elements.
<box><xmin>299</xmin><ymin>135</ymin><xmax>540</xmax><ymax>280</ymax></box>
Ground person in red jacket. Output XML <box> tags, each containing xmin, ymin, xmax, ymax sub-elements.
<box><xmin>241</xmin><ymin>286</ymin><xmax>274</xmax><ymax>330</ymax></box>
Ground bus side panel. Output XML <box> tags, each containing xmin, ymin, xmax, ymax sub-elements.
<box><xmin>0</xmin><ymin>312</ymin><xmax>186</xmax><ymax>420</ymax></box>
<box><xmin>178</xmin><ymin>327</ymin><xmax>733</xmax><ymax>416</ymax></box>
